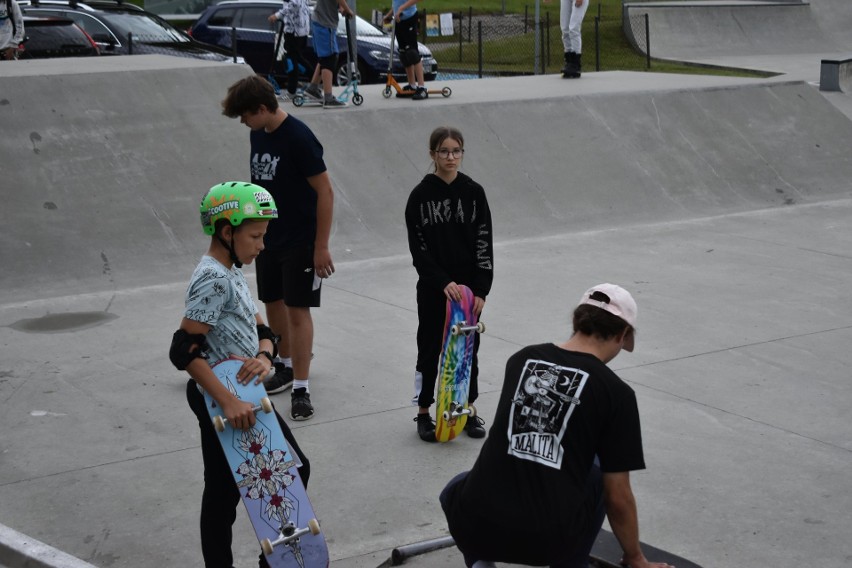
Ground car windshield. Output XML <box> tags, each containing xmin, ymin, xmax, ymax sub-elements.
<box><xmin>104</xmin><ymin>12</ymin><xmax>188</xmax><ymax>42</ymax></box>
<box><xmin>337</xmin><ymin>15</ymin><xmax>384</xmax><ymax>37</ymax></box>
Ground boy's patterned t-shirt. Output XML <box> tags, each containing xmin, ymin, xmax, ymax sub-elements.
<box><xmin>184</xmin><ymin>256</ymin><xmax>259</xmax><ymax>364</ymax></box>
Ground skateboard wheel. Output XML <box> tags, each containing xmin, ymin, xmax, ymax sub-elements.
<box><xmin>450</xmin><ymin>324</ymin><xmax>460</xmax><ymax>336</ymax></box>
<box><xmin>382</xmin><ymin>86</ymin><xmax>392</xmax><ymax>98</ymax></box>
<box><xmin>260</xmin><ymin>397</ymin><xmax>273</xmax><ymax>414</ymax></box>
<box><xmin>442</xmin><ymin>87</ymin><xmax>452</xmax><ymax>97</ymax></box>
<box><xmin>293</xmin><ymin>95</ymin><xmax>304</xmax><ymax>107</ymax></box>
<box><xmin>476</xmin><ymin>321</ymin><xmax>486</xmax><ymax>334</ymax></box>
<box><xmin>353</xmin><ymin>93</ymin><xmax>364</xmax><ymax>106</ymax></box>
<box><xmin>308</xmin><ymin>518</ymin><xmax>321</xmax><ymax>535</ymax></box>
<box><xmin>468</xmin><ymin>405</ymin><xmax>476</xmax><ymax>418</ymax></box>
<box><xmin>213</xmin><ymin>415</ymin><xmax>226</xmax><ymax>433</ymax></box>
<box><xmin>261</xmin><ymin>538</ymin><xmax>274</xmax><ymax>556</ymax></box>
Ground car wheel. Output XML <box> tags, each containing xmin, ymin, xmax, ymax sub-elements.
<box><xmin>336</xmin><ymin>59</ymin><xmax>364</xmax><ymax>86</ymax></box>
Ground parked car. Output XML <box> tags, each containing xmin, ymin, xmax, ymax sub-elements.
<box><xmin>188</xmin><ymin>0</ymin><xmax>439</xmax><ymax>85</ymax></box>
<box><xmin>18</xmin><ymin>16</ymin><xmax>100</xmax><ymax>59</ymax></box>
<box><xmin>19</xmin><ymin>0</ymin><xmax>239</xmax><ymax>61</ymax></box>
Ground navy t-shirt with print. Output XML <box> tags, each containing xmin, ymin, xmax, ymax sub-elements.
<box><xmin>250</xmin><ymin>115</ymin><xmax>326</xmax><ymax>250</ymax></box>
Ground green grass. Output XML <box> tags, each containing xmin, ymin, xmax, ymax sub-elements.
<box><xmin>149</xmin><ymin>0</ymin><xmax>767</xmax><ymax>78</ymax></box>
<box><xmin>356</xmin><ymin>0</ymin><xmax>767</xmax><ymax>77</ymax></box>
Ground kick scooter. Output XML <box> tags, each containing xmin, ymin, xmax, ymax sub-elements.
<box><xmin>294</xmin><ymin>15</ymin><xmax>363</xmax><ymax>107</ymax></box>
<box><xmin>381</xmin><ymin>15</ymin><xmax>451</xmax><ymax>99</ymax></box>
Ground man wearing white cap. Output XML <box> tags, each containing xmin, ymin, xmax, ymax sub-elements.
<box><xmin>440</xmin><ymin>284</ymin><xmax>673</xmax><ymax>568</ymax></box>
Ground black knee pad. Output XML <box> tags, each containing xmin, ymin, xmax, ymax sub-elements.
<box><xmin>319</xmin><ymin>53</ymin><xmax>338</xmax><ymax>72</ymax></box>
<box><xmin>400</xmin><ymin>48</ymin><xmax>421</xmax><ymax>67</ymax></box>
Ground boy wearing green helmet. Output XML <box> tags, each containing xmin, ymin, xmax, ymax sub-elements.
<box><xmin>170</xmin><ymin>181</ymin><xmax>311</xmax><ymax>568</ymax></box>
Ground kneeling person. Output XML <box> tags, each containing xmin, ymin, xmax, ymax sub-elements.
<box><xmin>440</xmin><ymin>284</ymin><xmax>673</xmax><ymax>568</ymax></box>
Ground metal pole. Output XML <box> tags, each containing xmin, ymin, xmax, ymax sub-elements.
<box><xmin>595</xmin><ymin>16</ymin><xmax>600</xmax><ymax>71</ymax></box>
<box><xmin>128</xmin><ymin>31</ymin><xmax>133</xmax><ymax>54</ymax></box>
<box><xmin>458</xmin><ymin>11</ymin><xmax>463</xmax><ymax>61</ymax></box>
<box><xmin>231</xmin><ymin>26</ymin><xmax>237</xmax><ymax>62</ymax></box>
<box><xmin>390</xmin><ymin>536</ymin><xmax>456</xmax><ymax>566</ymax></box>
<box><xmin>477</xmin><ymin>20</ymin><xmax>483</xmax><ymax>78</ymax></box>
<box><xmin>546</xmin><ymin>10</ymin><xmax>550</xmax><ymax>69</ymax></box>
<box><xmin>645</xmin><ymin>13</ymin><xmax>650</xmax><ymax>69</ymax></box>
<box><xmin>534</xmin><ymin>0</ymin><xmax>540</xmax><ymax>74</ymax></box>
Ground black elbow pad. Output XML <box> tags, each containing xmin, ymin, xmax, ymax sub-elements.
<box><xmin>169</xmin><ymin>329</ymin><xmax>208</xmax><ymax>370</ymax></box>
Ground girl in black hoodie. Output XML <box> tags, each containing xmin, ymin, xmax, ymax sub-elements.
<box><xmin>404</xmin><ymin>126</ymin><xmax>494</xmax><ymax>442</ymax></box>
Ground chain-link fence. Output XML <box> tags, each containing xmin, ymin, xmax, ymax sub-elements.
<box><xmin>415</xmin><ymin>4</ymin><xmax>652</xmax><ymax>78</ymax></box>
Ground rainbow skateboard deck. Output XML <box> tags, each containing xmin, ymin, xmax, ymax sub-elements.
<box><xmin>203</xmin><ymin>358</ymin><xmax>328</xmax><ymax>568</ymax></box>
<box><xmin>434</xmin><ymin>285</ymin><xmax>485</xmax><ymax>442</ymax></box>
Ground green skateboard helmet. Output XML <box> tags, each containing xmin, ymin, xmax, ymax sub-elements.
<box><xmin>200</xmin><ymin>181</ymin><xmax>278</xmax><ymax>235</ymax></box>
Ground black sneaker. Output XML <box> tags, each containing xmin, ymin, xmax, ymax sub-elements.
<box><xmin>291</xmin><ymin>388</ymin><xmax>314</xmax><ymax>421</ymax></box>
<box><xmin>412</xmin><ymin>86</ymin><xmax>428</xmax><ymax>101</ymax></box>
<box><xmin>304</xmin><ymin>84</ymin><xmax>322</xmax><ymax>100</ymax></box>
<box><xmin>464</xmin><ymin>414</ymin><xmax>486</xmax><ymax>438</ymax></box>
<box><xmin>396</xmin><ymin>84</ymin><xmax>416</xmax><ymax>98</ymax></box>
<box><xmin>264</xmin><ymin>363</ymin><xmax>294</xmax><ymax>394</ymax></box>
<box><xmin>323</xmin><ymin>96</ymin><xmax>347</xmax><ymax>109</ymax></box>
<box><xmin>414</xmin><ymin>413</ymin><xmax>437</xmax><ymax>442</ymax></box>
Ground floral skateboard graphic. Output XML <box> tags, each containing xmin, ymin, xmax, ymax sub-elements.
<box><xmin>204</xmin><ymin>358</ymin><xmax>328</xmax><ymax>568</ymax></box>
<box><xmin>434</xmin><ymin>285</ymin><xmax>485</xmax><ymax>442</ymax></box>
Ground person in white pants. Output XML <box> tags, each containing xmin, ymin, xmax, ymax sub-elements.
<box><xmin>560</xmin><ymin>0</ymin><xmax>588</xmax><ymax>78</ymax></box>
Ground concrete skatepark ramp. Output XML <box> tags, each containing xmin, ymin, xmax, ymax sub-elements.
<box><xmin>2</xmin><ymin>57</ymin><xmax>852</xmax><ymax>567</ymax></box>
<box><xmin>624</xmin><ymin>0</ymin><xmax>852</xmax><ymax>60</ymax></box>
<box><xmin>3</xmin><ymin>58</ymin><xmax>852</xmax><ymax>304</ymax></box>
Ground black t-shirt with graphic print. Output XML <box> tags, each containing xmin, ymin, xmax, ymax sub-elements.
<box><xmin>444</xmin><ymin>343</ymin><xmax>645</xmax><ymax>564</ymax></box>
<box><xmin>250</xmin><ymin>114</ymin><xmax>326</xmax><ymax>250</ymax></box>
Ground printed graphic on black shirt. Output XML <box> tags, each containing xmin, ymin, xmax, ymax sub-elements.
<box><xmin>251</xmin><ymin>152</ymin><xmax>279</xmax><ymax>181</ymax></box>
<box><xmin>508</xmin><ymin>359</ymin><xmax>589</xmax><ymax>469</ymax></box>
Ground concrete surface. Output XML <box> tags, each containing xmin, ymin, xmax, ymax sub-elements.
<box><xmin>0</xmin><ymin>523</ymin><xmax>98</xmax><ymax>568</ymax></box>
<box><xmin>1</xmin><ymin>9</ymin><xmax>852</xmax><ymax>566</ymax></box>
<box><xmin>625</xmin><ymin>0</ymin><xmax>852</xmax><ymax>59</ymax></box>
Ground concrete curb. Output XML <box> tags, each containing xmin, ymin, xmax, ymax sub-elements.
<box><xmin>0</xmin><ymin>524</ymin><xmax>98</xmax><ymax>568</ymax></box>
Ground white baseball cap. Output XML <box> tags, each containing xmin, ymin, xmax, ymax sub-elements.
<box><xmin>578</xmin><ymin>283</ymin><xmax>637</xmax><ymax>350</ymax></box>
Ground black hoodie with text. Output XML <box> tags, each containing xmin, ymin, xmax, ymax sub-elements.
<box><xmin>404</xmin><ymin>172</ymin><xmax>494</xmax><ymax>298</ymax></box>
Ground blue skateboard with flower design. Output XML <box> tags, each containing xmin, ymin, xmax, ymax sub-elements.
<box><xmin>205</xmin><ymin>358</ymin><xmax>328</xmax><ymax>568</ymax></box>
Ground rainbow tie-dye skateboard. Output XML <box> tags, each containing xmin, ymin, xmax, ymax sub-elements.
<box><xmin>434</xmin><ymin>285</ymin><xmax>486</xmax><ymax>442</ymax></box>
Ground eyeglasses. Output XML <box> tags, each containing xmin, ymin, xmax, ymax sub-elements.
<box><xmin>435</xmin><ymin>148</ymin><xmax>465</xmax><ymax>159</ymax></box>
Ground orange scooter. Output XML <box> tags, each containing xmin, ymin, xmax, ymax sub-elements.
<box><xmin>381</xmin><ymin>15</ymin><xmax>452</xmax><ymax>100</ymax></box>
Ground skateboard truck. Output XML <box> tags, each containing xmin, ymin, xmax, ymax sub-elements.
<box><xmin>450</xmin><ymin>320</ymin><xmax>486</xmax><ymax>337</ymax></box>
<box><xmin>442</xmin><ymin>401</ymin><xmax>476</xmax><ymax>423</ymax></box>
<box><xmin>260</xmin><ymin>518</ymin><xmax>322</xmax><ymax>556</ymax></box>
<box><xmin>212</xmin><ymin>397</ymin><xmax>274</xmax><ymax>432</ymax></box>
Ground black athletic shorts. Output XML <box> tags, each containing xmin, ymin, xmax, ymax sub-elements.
<box><xmin>256</xmin><ymin>244</ymin><xmax>321</xmax><ymax>307</ymax></box>
<box><xmin>395</xmin><ymin>12</ymin><xmax>419</xmax><ymax>52</ymax></box>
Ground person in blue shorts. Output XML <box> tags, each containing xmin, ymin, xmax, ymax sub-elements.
<box><xmin>302</xmin><ymin>0</ymin><xmax>354</xmax><ymax>108</ymax></box>
<box><xmin>170</xmin><ymin>181</ymin><xmax>310</xmax><ymax>568</ymax></box>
